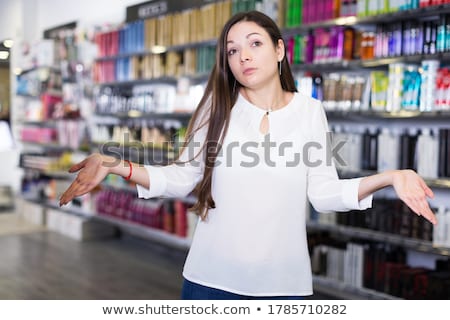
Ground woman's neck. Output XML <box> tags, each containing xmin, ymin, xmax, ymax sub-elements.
<box><xmin>241</xmin><ymin>85</ymin><xmax>289</xmax><ymax>112</ymax></box>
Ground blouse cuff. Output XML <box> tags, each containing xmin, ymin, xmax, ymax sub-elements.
<box><xmin>341</xmin><ymin>177</ymin><xmax>373</xmax><ymax>210</ymax></box>
<box><xmin>136</xmin><ymin>165</ymin><xmax>167</xmax><ymax>199</ymax></box>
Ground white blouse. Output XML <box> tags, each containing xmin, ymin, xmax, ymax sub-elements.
<box><xmin>137</xmin><ymin>92</ymin><xmax>373</xmax><ymax>296</ymax></box>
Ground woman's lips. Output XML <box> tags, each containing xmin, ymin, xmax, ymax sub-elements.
<box><xmin>243</xmin><ymin>67</ymin><xmax>256</xmax><ymax>75</ymax></box>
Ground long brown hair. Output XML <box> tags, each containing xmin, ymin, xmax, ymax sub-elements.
<box><xmin>184</xmin><ymin>11</ymin><xmax>297</xmax><ymax>219</ymax></box>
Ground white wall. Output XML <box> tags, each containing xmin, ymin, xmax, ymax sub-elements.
<box><xmin>0</xmin><ymin>0</ymin><xmax>21</xmax><ymax>41</ymax></box>
<box><xmin>36</xmin><ymin>0</ymin><xmax>144</xmax><ymax>33</ymax></box>
<box><xmin>0</xmin><ymin>0</ymin><xmax>143</xmax><ymax>42</ymax></box>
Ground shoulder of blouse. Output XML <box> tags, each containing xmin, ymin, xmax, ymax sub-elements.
<box><xmin>292</xmin><ymin>91</ymin><xmax>323</xmax><ymax>119</ymax></box>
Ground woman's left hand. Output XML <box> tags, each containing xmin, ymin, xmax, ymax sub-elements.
<box><xmin>392</xmin><ymin>169</ymin><xmax>437</xmax><ymax>225</ymax></box>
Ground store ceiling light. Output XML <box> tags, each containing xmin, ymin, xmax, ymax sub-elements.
<box><xmin>3</xmin><ymin>39</ymin><xmax>13</xmax><ymax>48</ymax></box>
<box><xmin>0</xmin><ymin>51</ymin><xmax>9</xmax><ymax>60</ymax></box>
<box><xmin>127</xmin><ymin>110</ymin><xmax>142</xmax><ymax>118</ymax></box>
<box><xmin>335</xmin><ymin>16</ymin><xmax>357</xmax><ymax>26</ymax></box>
<box><xmin>151</xmin><ymin>45</ymin><xmax>166</xmax><ymax>54</ymax></box>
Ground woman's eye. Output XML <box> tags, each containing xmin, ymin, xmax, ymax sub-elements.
<box><xmin>252</xmin><ymin>41</ymin><xmax>262</xmax><ymax>47</ymax></box>
<box><xmin>227</xmin><ymin>48</ymin><xmax>237</xmax><ymax>56</ymax></box>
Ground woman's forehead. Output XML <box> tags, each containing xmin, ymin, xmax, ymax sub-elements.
<box><xmin>227</xmin><ymin>21</ymin><xmax>267</xmax><ymax>40</ymax></box>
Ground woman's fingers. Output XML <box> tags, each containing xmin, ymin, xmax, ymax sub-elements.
<box><xmin>68</xmin><ymin>158</ymin><xmax>87</xmax><ymax>173</ymax></box>
<box><xmin>403</xmin><ymin>190</ymin><xmax>437</xmax><ymax>225</ymax></box>
<box><xmin>60</xmin><ymin>185</ymin><xmax>88</xmax><ymax>205</ymax></box>
<box><xmin>59</xmin><ymin>154</ymin><xmax>110</xmax><ymax>206</ymax></box>
<box><xmin>395</xmin><ymin>171</ymin><xmax>438</xmax><ymax>225</ymax></box>
<box><xmin>59</xmin><ymin>172</ymin><xmax>92</xmax><ymax>205</ymax></box>
<box><xmin>59</xmin><ymin>184</ymin><xmax>77</xmax><ymax>205</ymax></box>
<box><xmin>419</xmin><ymin>178</ymin><xmax>434</xmax><ymax>199</ymax></box>
<box><xmin>417</xmin><ymin>196</ymin><xmax>437</xmax><ymax>225</ymax></box>
<box><xmin>416</xmin><ymin>179</ymin><xmax>437</xmax><ymax>224</ymax></box>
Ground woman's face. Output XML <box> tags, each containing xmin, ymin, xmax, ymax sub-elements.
<box><xmin>226</xmin><ymin>21</ymin><xmax>284</xmax><ymax>90</ymax></box>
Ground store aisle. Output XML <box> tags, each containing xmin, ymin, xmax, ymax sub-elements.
<box><xmin>0</xmin><ymin>217</ymin><xmax>186</xmax><ymax>299</ymax></box>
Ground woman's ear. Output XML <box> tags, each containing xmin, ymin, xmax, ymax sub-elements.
<box><xmin>276</xmin><ymin>39</ymin><xmax>285</xmax><ymax>61</ymax></box>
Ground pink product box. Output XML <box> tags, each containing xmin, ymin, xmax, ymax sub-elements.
<box><xmin>21</xmin><ymin>127</ymin><xmax>58</xmax><ymax>143</ymax></box>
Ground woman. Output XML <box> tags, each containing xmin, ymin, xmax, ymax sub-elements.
<box><xmin>59</xmin><ymin>11</ymin><xmax>436</xmax><ymax>299</ymax></box>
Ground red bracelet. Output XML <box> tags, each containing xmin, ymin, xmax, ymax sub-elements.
<box><xmin>124</xmin><ymin>160</ymin><xmax>132</xmax><ymax>180</ymax></box>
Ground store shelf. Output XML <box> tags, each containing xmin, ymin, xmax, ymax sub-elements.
<box><xmin>23</xmin><ymin>196</ymin><xmax>93</xmax><ymax>218</ymax></box>
<box><xmin>19</xmin><ymin>166</ymin><xmax>74</xmax><ymax>179</ymax></box>
<box><xmin>101</xmin><ymin>182</ymin><xmax>137</xmax><ymax>193</ymax></box>
<box><xmin>325</xmin><ymin>109</ymin><xmax>428</xmax><ymax>120</ymax></box>
<box><xmin>91</xmin><ymin>141</ymin><xmax>174</xmax><ymax>151</ymax></box>
<box><xmin>292</xmin><ymin>52</ymin><xmax>450</xmax><ymax>72</ymax></box>
<box><xmin>16</xmin><ymin>89</ymin><xmax>63</xmax><ymax>98</ymax></box>
<box><xmin>95</xmin><ymin>39</ymin><xmax>217</xmax><ymax>61</ymax></box>
<box><xmin>292</xmin><ymin>60</ymin><xmax>359</xmax><ymax>72</ymax></box>
<box><xmin>425</xmin><ymin>178</ymin><xmax>450</xmax><ymax>189</ymax></box>
<box><xmin>19</xmin><ymin>140</ymin><xmax>79</xmax><ymax>152</ymax></box>
<box><xmin>282</xmin><ymin>4</ymin><xmax>450</xmax><ymax>37</ymax></box>
<box><xmin>21</xmin><ymin>120</ymin><xmax>57</xmax><ymax>126</ymax></box>
<box><xmin>94</xmin><ymin>214</ymin><xmax>191</xmax><ymax>251</ymax></box>
<box><xmin>21</xmin><ymin>118</ymin><xmax>85</xmax><ymax>126</ymax></box>
<box><xmin>337</xmin><ymin>169</ymin><xmax>450</xmax><ymax>189</ymax></box>
<box><xmin>94</xmin><ymin>111</ymin><xmax>192</xmax><ymax>121</ymax></box>
<box><xmin>97</xmin><ymin>77</ymin><xmax>178</xmax><ymax>87</ymax></box>
<box><xmin>15</xmin><ymin>93</ymin><xmax>41</xmax><ymax>99</ymax></box>
<box><xmin>22</xmin><ymin>196</ymin><xmax>191</xmax><ymax>250</ymax></box>
<box><xmin>18</xmin><ymin>65</ymin><xmax>61</xmax><ymax>76</ymax></box>
<box><xmin>312</xmin><ymin>275</ymin><xmax>401</xmax><ymax>300</ymax></box>
<box><xmin>100</xmin><ymin>182</ymin><xmax>197</xmax><ymax>206</ymax></box>
<box><xmin>101</xmin><ymin>182</ymin><xmax>197</xmax><ymax>205</ymax></box>
<box><xmin>95</xmin><ymin>143</ymin><xmax>176</xmax><ymax>166</ymax></box>
<box><xmin>96</xmin><ymin>73</ymin><xmax>209</xmax><ymax>87</ymax></box>
<box><xmin>307</xmin><ymin>221</ymin><xmax>450</xmax><ymax>256</ymax></box>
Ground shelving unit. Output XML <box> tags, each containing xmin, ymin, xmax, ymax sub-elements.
<box><xmin>97</xmin><ymin>77</ymin><xmax>179</xmax><ymax>87</ymax></box>
<box><xmin>326</xmin><ymin>110</ymin><xmax>450</xmax><ymax>120</ymax></box>
<box><xmin>338</xmin><ymin>169</ymin><xmax>450</xmax><ymax>189</ymax></box>
<box><xmin>286</xmin><ymin>2</ymin><xmax>450</xmax><ymax>300</ymax></box>
<box><xmin>94</xmin><ymin>214</ymin><xmax>191</xmax><ymax>251</ymax></box>
<box><xmin>23</xmin><ymin>193</ymin><xmax>194</xmax><ymax>249</ymax></box>
<box><xmin>292</xmin><ymin>52</ymin><xmax>450</xmax><ymax>72</ymax></box>
<box><xmin>95</xmin><ymin>39</ymin><xmax>218</xmax><ymax>62</ymax></box>
<box><xmin>312</xmin><ymin>275</ymin><xmax>401</xmax><ymax>300</ymax></box>
<box><xmin>94</xmin><ymin>111</ymin><xmax>192</xmax><ymax>121</ymax></box>
<box><xmin>22</xmin><ymin>196</ymin><xmax>93</xmax><ymax>218</ymax></box>
<box><xmin>283</xmin><ymin>3</ymin><xmax>450</xmax><ymax>36</ymax></box>
<box><xmin>307</xmin><ymin>221</ymin><xmax>450</xmax><ymax>257</ymax></box>
<box><xmin>20</xmin><ymin>141</ymin><xmax>86</xmax><ymax>152</ymax></box>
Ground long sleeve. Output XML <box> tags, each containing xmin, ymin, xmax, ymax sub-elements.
<box><xmin>306</xmin><ymin>101</ymin><xmax>373</xmax><ymax>213</ymax></box>
<box><xmin>136</xmin><ymin>124</ymin><xmax>207</xmax><ymax>199</ymax></box>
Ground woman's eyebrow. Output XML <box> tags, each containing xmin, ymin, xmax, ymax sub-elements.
<box><xmin>227</xmin><ymin>32</ymin><xmax>262</xmax><ymax>44</ymax></box>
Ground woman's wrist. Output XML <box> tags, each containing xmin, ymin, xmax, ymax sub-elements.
<box><xmin>359</xmin><ymin>169</ymin><xmax>397</xmax><ymax>200</ymax></box>
<box><xmin>98</xmin><ymin>154</ymin><xmax>121</xmax><ymax>176</ymax></box>
<box><xmin>384</xmin><ymin>169</ymin><xmax>398</xmax><ymax>187</ymax></box>
<box><xmin>389</xmin><ymin>169</ymin><xmax>415</xmax><ymax>187</ymax></box>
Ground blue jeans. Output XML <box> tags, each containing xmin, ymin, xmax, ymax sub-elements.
<box><xmin>181</xmin><ymin>278</ymin><xmax>304</xmax><ymax>300</ymax></box>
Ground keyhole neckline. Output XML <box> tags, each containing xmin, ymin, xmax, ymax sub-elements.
<box><xmin>237</xmin><ymin>92</ymin><xmax>295</xmax><ymax>117</ymax></box>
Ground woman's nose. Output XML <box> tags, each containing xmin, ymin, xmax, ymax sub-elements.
<box><xmin>240</xmin><ymin>48</ymin><xmax>251</xmax><ymax>63</ymax></box>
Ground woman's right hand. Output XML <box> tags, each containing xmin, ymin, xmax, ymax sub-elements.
<box><xmin>59</xmin><ymin>153</ymin><xmax>115</xmax><ymax>206</ymax></box>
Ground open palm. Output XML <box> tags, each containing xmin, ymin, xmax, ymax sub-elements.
<box><xmin>392</xmin><ymin>169</ymin><xmax>436</xmax><ymax>225</ymax></box>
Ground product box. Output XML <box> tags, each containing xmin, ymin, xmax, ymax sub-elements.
<box><xmin>46</xmin><ymin>208</ymin><xmax>116</xmax><ymax>241</ymax></box>
<box><xmin>20</xmin><ymin>199</ymin><xmax>46</xmax><ymax>226</ymax></box>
